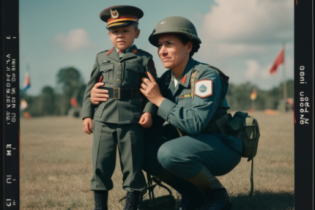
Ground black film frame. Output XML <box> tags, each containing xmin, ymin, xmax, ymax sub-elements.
<box><xmin>294</xmin><ymin>0</ymin><xmax>315</xmax><ymax>210</ymax></box>
<box><xmin>1</xmin><ymin>0</ymin><xmax>314</xmax><ymax>210</ymax></box>
<box><xmin>1</xmin><ymin>0</ymin><xmax>20</xmax><ymax>209</ymax></box>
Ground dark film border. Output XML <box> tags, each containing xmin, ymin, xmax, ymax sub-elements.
<box><xmin>1</xmin><ymin>0</ymin><xmax>20</xmax><ymax>209</ymax></box>
<box><xmin>0</xmin><ymin>0</ymin><xmax>314</xmax><ymax>210</ymax></box>
<box><xmin>294</xmin><ymin>0</ymin><xmax>315</xmax><ymax>210</ymax></box>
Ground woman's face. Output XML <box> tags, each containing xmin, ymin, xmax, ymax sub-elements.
<box><xmin>157</xmin><ymin>34</ymin><xmax>192</xmax><ymax>69</ymax></box>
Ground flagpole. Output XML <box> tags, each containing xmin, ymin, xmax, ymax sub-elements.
<box><xmin>282</xmin><ymin>42</ymin><xmax>287</xmax><ymax>111</ymax></box>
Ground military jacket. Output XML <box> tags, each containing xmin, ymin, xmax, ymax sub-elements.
<box><xmin>82</xmin><ymin>45</ymin><xmax>157</xmax><ymax>124</ymax></box>
<box><xmin>157</xmin><ymin>58</ymin><xmax>242</xmax><ymax>152</ymax></box>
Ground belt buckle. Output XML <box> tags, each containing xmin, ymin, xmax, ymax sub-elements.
<box><xmin>113</xmin><ymin>87</ymin><xmax>120</xmax><ymax>99</ymax></box>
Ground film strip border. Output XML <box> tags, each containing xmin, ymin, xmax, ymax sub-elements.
<box><xmin>1</xmin><ymin>0</ymin><xmax>20</xmax><ymax>209</ymax></box>
<box><xmin>294</xmin><ymin>0</ymin><xmax>315</xmax><ymax>210</ymax></box>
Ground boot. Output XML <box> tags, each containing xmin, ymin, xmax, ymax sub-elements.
<box><xmin>187</xmin><ymin>167</ymin><xmax>232</xmax><ymax>210</ymax></box>
<box><xmin>156</xmin><ymin>171</ymin><xmax>204</xmax><ymax>210</ymax></box>
<box><xmin>178</xmin><ymin>189</ymin><xmax>204</xmax><ymax>210</ymax></box>
<box><xmin>200</xmin><ymin>188</ymin><xmax>232</xmax><ymax>210</ymax></box>
<box><xmin>123</xmin><ymin>191</ymin><xmax>141</xmax><ymax>210</ymax></box>
<box><xmin>93</xmin><ymin>191</ymin><xmax>108</xmax><ymax>210</ymax></box>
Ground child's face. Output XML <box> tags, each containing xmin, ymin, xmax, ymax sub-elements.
<box><xmin>108</xmin><ymin>25</ymin><xmax>140</xmax><ymax>51</ymax></box>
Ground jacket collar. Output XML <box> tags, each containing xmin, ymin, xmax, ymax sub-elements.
<box><xmin>178</xmin><ymin>58</ymin><xmax>196</xmax><ymax>88</ymax></box>
<box><xmin>106</xmin><ymin>45</ymin><xmax>138</xmax><ymax>61</ymax></box>
<box><xmin>121</xmin><ymin>45</ymin><xmax>138</xmax><ymax>61</ymax></box>
<box><xmin>167</xmin><ymin>58</ymin><xmax>196</xmax><ymax>95</ymax></box>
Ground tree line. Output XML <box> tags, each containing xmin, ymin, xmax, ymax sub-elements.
<box><xmin>20</xmin><ymin>67</ymin><xmax>294</xmax><ymax>117</ymax></box>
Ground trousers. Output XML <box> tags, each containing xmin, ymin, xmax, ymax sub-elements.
<box><xmin>91</xmin><ymin>120</ymin><xmax>146</xmax><ymax>192</ymax></box>
<box><xmin>143</xmin><ymin>123</ymin><xmax>242</xmax><ymax>179</ymax></box>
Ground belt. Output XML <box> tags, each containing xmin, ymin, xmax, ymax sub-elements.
<box><xmin>99</xmin><ymin>87</ymin><xmax>141</xmax><ymax>100</ymax></box>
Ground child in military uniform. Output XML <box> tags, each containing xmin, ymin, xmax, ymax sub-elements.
<box><xmin>81</xmin><ymin>5</ymin><xmax>157</xmax><ymax>210</ymax></box>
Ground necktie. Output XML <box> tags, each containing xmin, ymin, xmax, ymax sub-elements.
<box><xmin>118</xmin><ymin>50</ymin><xmax>126</xmax><ymax>59</ymax></box>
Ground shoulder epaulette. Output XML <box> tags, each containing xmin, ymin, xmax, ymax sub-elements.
<box><xmin>97</xmin><ymin>50</ymin><xmax>108</xmax><ymax>55</ymax></box>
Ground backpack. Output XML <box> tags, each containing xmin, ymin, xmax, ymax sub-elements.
<box><xmin>190</xmin><ymin>67</ymin><xmax>261</xmax><ymax>196</ymax></box>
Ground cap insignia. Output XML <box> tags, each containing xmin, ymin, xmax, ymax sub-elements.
<box><xmin>110</xmin><ymin>9</ymin><xmax>119</xmax><ymax>19</ymax></box>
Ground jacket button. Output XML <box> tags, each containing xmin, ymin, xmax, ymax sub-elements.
<box><xmin>117</xmin><ymin>79</ymin><xmax>121</xmax><ymax>83</ymax></box>
<box><xmin>104</xmin><ymin>67</ymin><xmax>106</xmax><ymax>70</ymax></box>
<box><xmin>118</xmin><ymin>63</ymin><xmax>122</xmax><ymax>66</ymax></box>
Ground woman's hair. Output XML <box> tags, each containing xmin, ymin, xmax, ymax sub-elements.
<box><xmin>174</xmin><ymin>33</ymin><xmax>200</xmax><ymax>57</ymax></box>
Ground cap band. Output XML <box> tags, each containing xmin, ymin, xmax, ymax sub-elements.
<box><xmin>108</xmin><ymin>15</ymin><xmax>138</xmax><ymax>25</ymax></box>
<box><xmin>107</xmin><ymin>22</ymin><xmax>134</xmax><ymax>28</ymax></box>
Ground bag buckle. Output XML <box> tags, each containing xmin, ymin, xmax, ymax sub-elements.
<box><xmin>113</xmin><ymin>87</ymin><xmax>120</xmax><ymax>99</ymax></box>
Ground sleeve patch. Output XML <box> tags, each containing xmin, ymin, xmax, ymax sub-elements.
<box><xmin>194</xmin><ymin>79</ymin><xmax>213</xmax><ymax>98</ymax></box>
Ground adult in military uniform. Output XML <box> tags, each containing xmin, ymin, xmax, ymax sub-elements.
<box><xmin>81</xmin><ymin>5</ymin><xmax>157</xmax><ymax>210</ymax></box>
<box><xmin>90</xmin><ymin>16</ymin><xmax>242</xmax><ymax>210</ymax></box>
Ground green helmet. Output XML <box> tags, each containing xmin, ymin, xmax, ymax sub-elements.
<box><xmin>149</xmin><ymin>16</ymin><xmax>201</xmax><ymax>47</ymax></box>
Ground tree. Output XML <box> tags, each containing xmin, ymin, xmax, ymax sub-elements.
<box><xmin>39</xmin><ymin>86</ymin><xmax>56</xmax><ymax>115</ymax></box>
<box><xmin>56</xmin><ymin>67</ymin><xmax>84</xmax><ymax>115</ymax></box>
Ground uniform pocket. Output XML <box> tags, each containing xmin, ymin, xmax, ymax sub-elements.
<box><xmin>178</xmin><ymin>89</ymin><xmax>193</xmax><ymax>108</ymax></box>
<box><xmin>125</xmin><ymin>63</ymin><xmax>144</xmax><ymax>84</ymax></box>
<box><xmin>100</xmin><ymin>63</ymin><xmax>114</xmax><ymax>83</ymax></box>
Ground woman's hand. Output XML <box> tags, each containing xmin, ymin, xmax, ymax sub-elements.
<box><xmin>140</xmin><ymin>72</ymin><xmax>165</xmax><ymax>107</ymax></box>
<box><xmin>90</xmin><ymin>82</ymin><xmax>109</xmax><ymax>105</ymax></box>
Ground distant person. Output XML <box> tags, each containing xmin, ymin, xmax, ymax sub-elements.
<box><xmin>81</xmin><ymin>5</ymin><xmax>157</xmax><ymax>210</ymax></box>
<box><xmin>90</xmin><ymin>16</ymin><xmax>243</xmax><ymax>210</ymax></box>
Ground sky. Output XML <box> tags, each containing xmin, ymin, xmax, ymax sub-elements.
<box><xmin>19</xmin><ymin>0</ymin><xmax>294</xmax><ymax>96</ymax></box>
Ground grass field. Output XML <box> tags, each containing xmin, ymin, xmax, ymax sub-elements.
<box><xmin>20</xmin><ymin>111</ymin><xmax>294</xmax><ymax>210</ymax></box>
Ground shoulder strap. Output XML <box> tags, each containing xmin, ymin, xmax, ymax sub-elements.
<box><xmin>249</xmin><ymin>159</ymin><xmax>254</xmax><ymax>196</ymax></box>
<box><xmin>190</xmin><ymin>70</ymin><xmax>198</xmax><ymax>99</ymax></box>
<box><xmin>207</xmin><ymin>65</ymin><xmax>229</xmax><ymax>82</ymax></box>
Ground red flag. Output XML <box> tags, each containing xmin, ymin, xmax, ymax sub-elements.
<box><xmin>71</xmin><ymin>97</ymin><xmax>77</xmax><ymax>107</ymax></box>
<box><xmin>270</xmin><ymin>48</ymin><xmax>284</xmax><ymax>75</ymax></box>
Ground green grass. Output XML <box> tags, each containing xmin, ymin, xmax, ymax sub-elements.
<box><xmin>20</xmin><ymin>112</ymin><xmax>294</xmax><ymax>209</ymax></box>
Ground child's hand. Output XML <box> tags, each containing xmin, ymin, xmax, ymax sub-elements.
<box><xmin>83</xmin><ymin>118</ymin><xmax>93</xmax><ymax>134</ymax></box>
<box><xmin>138</xmin><ymin>112</ymin><xmax>153</xmax><ymax>128</ymax></box>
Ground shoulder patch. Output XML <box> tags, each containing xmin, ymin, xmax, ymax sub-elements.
<box><xmin>194</xmin><ymin>79</ymin><xmax>213</xmax><ymax>98</ymax></box>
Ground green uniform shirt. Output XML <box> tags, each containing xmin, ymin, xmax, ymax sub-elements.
<box><xmin>157</xmin><ymin>58</ymin><xmax>242</xmax><ymax>153</ymax></box>
<box><xmin>82</xmin><ymin>45</ymin><xmax>157</xmax><ymax>124</ymax></box>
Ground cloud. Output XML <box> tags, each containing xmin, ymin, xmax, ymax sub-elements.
<box><xmin>200</xmin><ymin>0</ymin><xmax>293</xmax><ymax>44</ymax></box>
<box><xmin>194</xmin><ymin>0</ymin><xmax>293</xmax><ymax>90</ymax></box>
<box><xmin>197</xmin><ymin>0</ymin><xmax>293</xmax><ymax>59</ymax></box>
<box><xmin>245</xmin><ymin>60</ymin><xmax>260</xmax><ymax>80</ymax></box>
<box><xmin>243</xmin><ymin>56</ymin><xmax>294</xmax><ymax>90</ymax></box>
<box><xmin>53</xmin><ymin>29</ymin><xmax>94</xmax><ymax>52</ymax></box>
